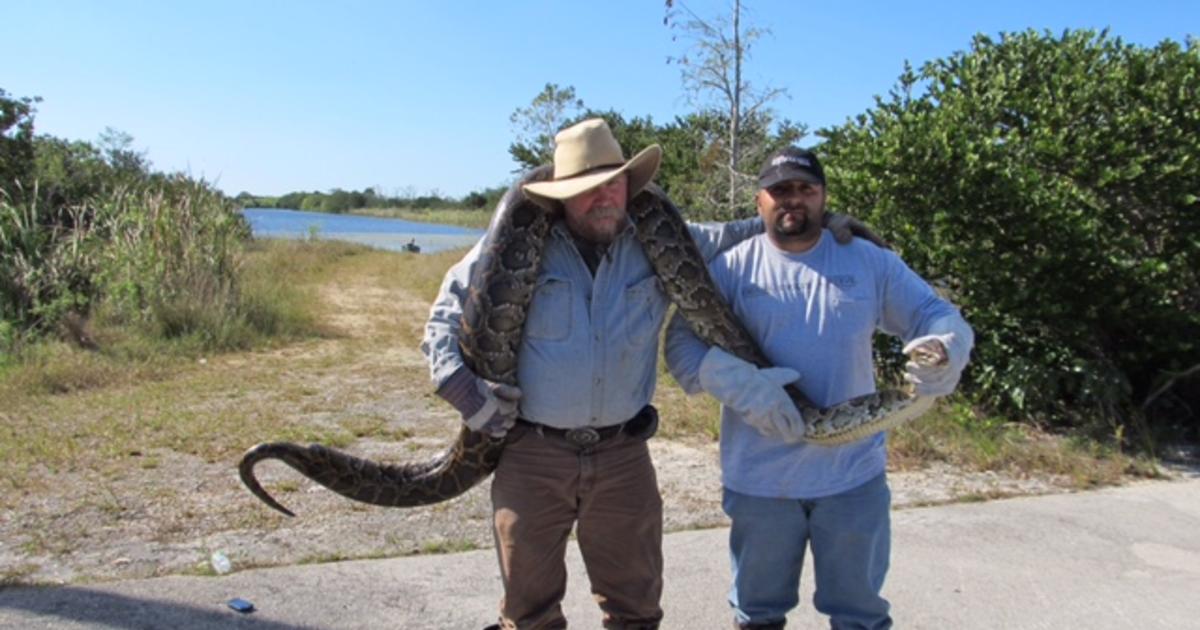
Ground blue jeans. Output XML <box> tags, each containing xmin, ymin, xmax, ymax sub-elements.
<box><xmin>722</xmin><ymin>473</ymin><xmax>892</xmax><ymax>629</ymax></box>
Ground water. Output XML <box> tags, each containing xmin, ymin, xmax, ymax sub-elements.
<box><xmin>241</xmin><ymin>208</ymin><xmax>484</xmax><ymax>254</ymax></box>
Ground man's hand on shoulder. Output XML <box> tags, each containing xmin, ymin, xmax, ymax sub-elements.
<box><xmin>823</xmin><ymin>212</ymin><xmax>889</xmax><ymax>249</ymax></box>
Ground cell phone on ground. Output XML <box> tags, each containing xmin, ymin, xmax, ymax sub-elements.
<box><xmin>227</xmin><ymin>598</ymin><xmax>256</xmax><ymax>613</ymax></box>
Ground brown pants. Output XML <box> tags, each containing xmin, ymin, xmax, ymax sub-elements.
<box><xmin>490</xmin><ymin>422</ymin><xmax>664</xmax><ymax>629</ymax></box>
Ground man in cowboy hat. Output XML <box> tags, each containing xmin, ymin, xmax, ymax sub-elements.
<box><xmin>422</xmin><ymin>120</ymin><xmax>879</xmax><ymax>629</ymax></box>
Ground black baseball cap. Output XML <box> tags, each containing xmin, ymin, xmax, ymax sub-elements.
<box><xmin>758</xmin><ymin>147</ymin><xmax>826</xmax><ymax>189</ymax></box>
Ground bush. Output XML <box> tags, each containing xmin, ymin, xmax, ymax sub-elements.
<box><xmin>1</xmin><ymin>89</ymin><xmax>322</xmax><ymax>357</ymax></box>
<box><xmin>820</xmin><ymin>30</ymin><xmax>1200</xmax><ymax>443</ymax></box>
<box><xmin>93</xmin><ymin>177</ymin><xmax>254</xmax><ymax>347</ymax></box>
<box><xmin>0</xmin><ymin>191</ymin><xmax>96</xmax><ymax>335</ymax></box>
<box><xmin>1</xmin><ymin>89</ymin><xmax>38</xmax><ymax>191</ymax></box>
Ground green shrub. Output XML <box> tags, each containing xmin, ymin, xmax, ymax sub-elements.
<box><xmin>820</xmin><ymin>30</ymin><xmax>1200</xmax><ymax>444</ymax></box>
<box><xmin>0</xmin><ymin>191</ymin><xmax>96</xmax><ymax>335</ymax></box>
<box><xmin>92</xmin><ymin>177</ymin><xmax>254</xmax><ymax>348</ymax></box>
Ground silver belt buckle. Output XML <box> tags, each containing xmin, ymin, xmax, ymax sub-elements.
<box><xmin>564</xmin><ymin>427</ymin><xmax>601</xmax><ymax>447</ymax></box>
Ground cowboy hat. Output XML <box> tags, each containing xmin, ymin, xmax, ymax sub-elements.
<box><xmin>522</xmin><ymin>118</ymin><xmax>661</xmax><ymax>206</ymax></box>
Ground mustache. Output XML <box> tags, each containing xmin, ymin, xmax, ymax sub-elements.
<box><xmin>587</xmin><ymin>206</ymin><xmax>624</xmax><ymax>219</ymax></box>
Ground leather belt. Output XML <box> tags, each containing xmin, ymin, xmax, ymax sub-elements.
<box><xmin>518</xmin><ymin>405</ymin><xmax>656</xmax><ymax>449</ymax></box>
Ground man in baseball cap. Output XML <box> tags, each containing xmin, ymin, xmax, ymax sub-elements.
<box><xmin>665</xmin><ymin>145</ymin><xmax>975</xmax><ymax>628</ymax></box>
<box><xmin>758</xmin><ymin>146</ymin><xmax>826</xmax><ymax>189</ymax></box>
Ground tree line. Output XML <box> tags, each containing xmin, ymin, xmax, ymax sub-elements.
<box><xmin>234</xmin><ymin>185</ymin><xmax>508</xmax><ymax>215</ymax></box>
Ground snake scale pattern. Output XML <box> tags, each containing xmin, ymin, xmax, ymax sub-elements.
<box><xmin>239</xmin><ymin>168</ymin><xmax>929</xmax><ymax>516</ymax></box>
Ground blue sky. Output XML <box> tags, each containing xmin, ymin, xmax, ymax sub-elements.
<box><xmin>3</xmin><ymin>1</ymin><xmax>1195</xmax><ymax>198</ymax></box>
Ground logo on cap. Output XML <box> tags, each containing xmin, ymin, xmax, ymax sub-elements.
<box><xmin>771</xmin><ymin>155</ymin><xmax>812</xmax><ymax>168</ymax></box>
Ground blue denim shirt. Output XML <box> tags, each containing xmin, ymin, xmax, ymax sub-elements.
<box><xmin>422</xmin><ymin>216</ymin><xmax>761</xmax><ymax>429</ymax></box>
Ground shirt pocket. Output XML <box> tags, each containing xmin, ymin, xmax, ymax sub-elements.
<box><xmin>623</xmin><ymin>275</ymin><xmax>667</xmax><ymax>346</ymax></box>
<box><xmin>525</xmin><ymin>276</ymin><xmax>572</xmax><ymax>342</ymax></box>
<box><xmin>827</xmin><ymin>285</ymin><xmax>876</xmax><ymax>338</ymax></box>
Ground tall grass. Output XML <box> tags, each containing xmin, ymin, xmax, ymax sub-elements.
<box><xmin>2</xmin><ymin>177</ymin><xmax>324</xmax><ymax>354</ymax></box>
<box><xmin>0</xmin><ymin>184</ymin><xmax>95</xmax><ymax>342</ymax></box>
<box><xmin>92</xmin><ymin>179</ymin><xmax>255</xmax><ymax>347</ymax></box>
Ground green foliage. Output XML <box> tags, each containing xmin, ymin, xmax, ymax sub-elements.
<box><xmin>92</xmin><ymin>178</ymin><xmax>255</xmax><ymax>347</ymax></box>
<box><xmin>0</xmin><ymin>89</ymin><xmax>289</xmax><ymax>355</ymax></box>
<box><xmin>462</xmin><ymin>186</ymin><xmax>507</xmax><ymax>210</ymax></box>
<box><xmin>96</xmin><ymin>127</ymin><xmax>150</xmax><ymax>181</ymax></box>
<box><xmin>507</xmin><ymin>83</ymin><xmax>585</xmax><ymax>168</ymax></box>
<box><xmin>0</xmin><ymin>193</ymin><xmax>95</xmax><ymax>336</ymax></box>
<box><xmin>655</xmin><ymin>109</ymin><xmax>805</xmax><ymax>220</ymax></box>
<box><xmin>820</xmin><ymin>30</ymin><xmax>1200</xmax><ymax>442</ymax></box>
<box><xmin>246</xmin><ymin>185</ymin><xmax>483</xmax><ymax>213</ymax></box>
<box><xmin>31</xmin><ymin>136</ymin><xmax>115</xmax><ymax>209</ymax></box>
<box><xmin>1</xmin><ymin>89</ymin><xmax>40</xmax><ymax>191</ymax></box>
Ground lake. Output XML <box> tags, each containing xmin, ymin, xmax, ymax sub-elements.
<box><xmin>241</xmin><ymin>208</ymin><xmax>484</xmax><ymax>254</ymax></box>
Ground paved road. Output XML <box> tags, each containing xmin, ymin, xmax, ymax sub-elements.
<box><xmin>2</xmin><ymin>478</ymin><xmax>1197</xmax><ymax>629</ymax></box>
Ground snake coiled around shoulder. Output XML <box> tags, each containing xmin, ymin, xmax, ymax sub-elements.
<box><xmin>239</xmin><ymin>168</ymin><xmax>930</xmax><ymax>516</ymax></box>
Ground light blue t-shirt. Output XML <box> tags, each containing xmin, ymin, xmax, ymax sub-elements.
<box><xmin>665</xmin><ymin>229</ymin><xmax>966</xmax><ymax>499</ymax></box>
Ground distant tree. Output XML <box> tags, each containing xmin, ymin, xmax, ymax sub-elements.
<box><xmin>0</xmin><ymin>88</ymin><xmax>40</xmax><ymax>193</ymax></box>
<box><xmin>412</xmin><ymin>189</ymin><xmax>453</xmax><ymax>209</ymax></box>
<box><xmin>460</xmin><ymin>184</ymin><xmax>509</xmax><ymax>211</ymax></box>
<box><xmin>232</xmin><ymin>191</ymin><xmax>273</xmax><ymax>208</ymax></box>
<box><xmin>275</xmin><ymin>191</ymin><xmax>308</xmax><ymax>210</ymax></box>
<box><xmin>664</xmin><ymin>0</ymin><xmax>789</xmax><ymax>212</ymax></box>
<box><xmin>508</xmin><ymin>83</ymin><xmax>585</xmax><ymax>170</ymax></box>
<box><xmin>300</xmin><ymin>194</ymin><xmax>323</xmax><ymax>211</ymax></box>
<box><xmin>97</xmin><ymin>127</ymin><xmax>149</xmax><ymax>181</ymax></box>
<box><xmin>31</xmin><ymin>136</ymin><xmax>110</xmax><ymax>210</ymax></box>
<box><xmin>462</xmin><ymin>190</ymin><xmax>489</xmax><ymax>209</ymax></box>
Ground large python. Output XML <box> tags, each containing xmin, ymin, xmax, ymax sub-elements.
<box><xmin>239</xmin><ymin>167</ymin><xmax>931</xmax><ymax>516</ymax></box>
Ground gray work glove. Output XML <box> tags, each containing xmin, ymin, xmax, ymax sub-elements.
<box><xmin>903</xmin><ymin>315</ymin><xmax>974</xmax><ymax>397</ymax></box>
<box><xmin>435</xmin><ymin>367</ymin><xmax>523</xmax><ymax>437</ymax></box>
<box><xmin>698</xmin><ymin>346</ymin><xmax>807</xmax><ymax>443</ymax></box>
<box><xmin>824</xmin><ymin>212</ymin><xmax>890</xmax><ymax>249</ymax></box>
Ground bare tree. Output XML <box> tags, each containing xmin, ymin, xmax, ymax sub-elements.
<box><xmin>665</xmin><ymin>0</ymin><xmax>788</xmax><ymax>211</ymax></box>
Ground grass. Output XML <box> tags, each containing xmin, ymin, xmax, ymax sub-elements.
<box><xmin>0</xmin><ymin>238</ymin><xmax>1163</xmax><ymax>505</ymax></box>
<box><xmin>0</xmin><ymin>239</ymin><xmax>382</xmax><ymax>494</ymax></box>
<box><xmin>418</xmin><ymin>539</ymin><xmax>482</xmax><ymax>554</ymax></box>
<box><xmin>340</xmin><ymin>414</ymin><xmax>415</xmax><ymax>441</ymax></box>
<box><xmin>887</xmin><ymin>400</ymin><xmax>1150</xmax><ymax>487</ymax></box>
<box><xmin>0</xmin><ymin>563</ymin><xmax>40</xmax><ymax>586</ymax></box>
